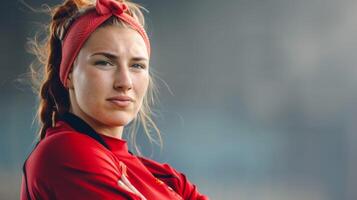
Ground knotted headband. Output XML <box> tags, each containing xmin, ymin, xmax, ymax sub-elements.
<box><xmin>60</xmin><ymin>0</ymin><xmax>150</xmax><ymax>87</ymax></box>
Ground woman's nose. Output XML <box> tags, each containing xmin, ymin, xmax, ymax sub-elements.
<box><xmin>113</xmin><ymin>66</ymin><xmax>133</xmax><ymax>91</ymax></box>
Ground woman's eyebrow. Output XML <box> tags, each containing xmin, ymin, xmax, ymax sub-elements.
<box><xmin>90</xmin><ymin>52</ymin><xmax>148</xmax><ymax>62</ymax></box>
<box><xmin>90</xmin><ymin>52</ymin><xmax>117</xmax><ymax>59</ymax></box>
<box><xmin>132</xmin><ymin>57</ymin><xmax>148</xmax><ymax>62</ymax></box>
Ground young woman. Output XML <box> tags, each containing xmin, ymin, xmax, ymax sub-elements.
<box><xmin>20</xmin><ymin>0</ymin><xmax>208</xmax><ymax>199</ymax></box>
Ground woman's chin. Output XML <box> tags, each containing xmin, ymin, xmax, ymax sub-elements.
<box><xmin>103</xmin><ymin>115</ymin><xmax>133</xmax><ymax>127</ymax></box>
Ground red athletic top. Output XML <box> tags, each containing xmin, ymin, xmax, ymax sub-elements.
<box><xmin>21</xmin><ymin>113</ymin><xmax>208</xmax><ymax>200</ymax></box>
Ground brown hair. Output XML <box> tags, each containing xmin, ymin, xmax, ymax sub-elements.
<box><xmin>27</xmin><ymin>0</ymin><xmax>161</xmax><ymax>154</ymax></box>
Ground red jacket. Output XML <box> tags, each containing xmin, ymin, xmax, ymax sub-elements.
<box><xmin>21</xmin><ymin>113</ymin><xmax>208</xmax><ymax>200</ymax></box>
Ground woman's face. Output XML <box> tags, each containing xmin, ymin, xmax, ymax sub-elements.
<box><xmin>67</xmin><ymin>26</ymin><xmax>149</xmax><ymax>137</ymax></box>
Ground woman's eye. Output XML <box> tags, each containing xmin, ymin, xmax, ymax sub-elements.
<box><xmin>131</xmin><ymin>63</ymin><xmax>146</xmax><ymax>69</ymax></box>
<box><xmin>94</xmin><ymin>60</ymin><xmax>113</xmax><ymax>66</ymax></box>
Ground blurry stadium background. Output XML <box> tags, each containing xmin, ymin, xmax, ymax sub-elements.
<box><xmin>1</xmin><ymin>0</ymin><xmax>357</xmax><ymax>199</ymax></box>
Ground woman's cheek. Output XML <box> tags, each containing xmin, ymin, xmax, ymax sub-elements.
<box><xmin>138</xmin><ymin>72</ymin><xmax>150</xmax><ymax>95</ymax></box>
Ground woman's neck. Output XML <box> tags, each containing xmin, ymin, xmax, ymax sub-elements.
<box><xmin>68</xmin><ymin>108</ymin><xmax>124</xmax><ymax>139</ymax></box>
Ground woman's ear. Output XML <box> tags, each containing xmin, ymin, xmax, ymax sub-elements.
<box><xmin>66</xmin><ymin>71</ymin><xmax>74</xmax><ymax>89</ymax></box>
<box><xmin>67</xmin><ymin>58</ymin><xmax>78</xmax><ymax>89</ymax></box>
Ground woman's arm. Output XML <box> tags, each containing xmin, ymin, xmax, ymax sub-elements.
<box><xmin>138</xmin><ymin>157</ymin><xmax>209</xmax><ymax>200</ymax></box>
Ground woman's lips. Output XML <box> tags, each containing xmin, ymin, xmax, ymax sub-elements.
<box><xmin>107</xmin><ymin>96</ymin><xmax>133</xmax><ymax>107</ymax></box>
<box><xmin>108</xmin><ymin>99</ymin><xmax>131</xmax><ymax>107</ymax></box>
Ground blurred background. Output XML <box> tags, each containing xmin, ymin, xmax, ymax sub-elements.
<box><xmin>1</xmin><ymin>0</ymin><xmax>356</xmax><ymax>199</ymax></box>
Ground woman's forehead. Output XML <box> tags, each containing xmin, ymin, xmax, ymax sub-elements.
<box><xmin>82</xmin><ymin>26</ymin><xmax>148</xmax><ymax>58</ymax></box>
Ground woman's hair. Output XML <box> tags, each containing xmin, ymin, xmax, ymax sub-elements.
<box><xmin>27</xmin><ymin>0</ymin><xmax>161</xmax><ymax>154</ymax></box>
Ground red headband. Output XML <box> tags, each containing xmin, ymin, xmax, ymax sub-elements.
<box><xmin>59</xmin><ymin>0</ymin><xmax>150</xmax><ymax>87</ymax></box>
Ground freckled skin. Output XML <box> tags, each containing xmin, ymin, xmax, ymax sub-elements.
<box><xmin>67</xmin><ymin>26</ymin><xmax>149</xmax><ymax>139</ymax></box>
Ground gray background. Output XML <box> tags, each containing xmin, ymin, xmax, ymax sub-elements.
<box><xmin>1</xmin><ymin>0</ymin><xmax>356</xmax><ymax>199</ymax></box>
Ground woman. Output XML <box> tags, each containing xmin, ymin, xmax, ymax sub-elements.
<box><xmin>20</xmin><ymin>0</ymin><xmax>208</xmax><ymax>199</ymax></box>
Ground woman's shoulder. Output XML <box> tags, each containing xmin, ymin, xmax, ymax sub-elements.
<box><xmin>27</xmin><ymin>128</ymin><xmax>120</xmax><ymax>175</ymax></box>
<box><xmin>37</xmin><ymin>129</ymin><xmax>104</xmax><ymax>156</ymax></box>
<box><xmin>23</xmin><ymin>128</ymin><xmax>132</xmax><ymax>199</ymax></box>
